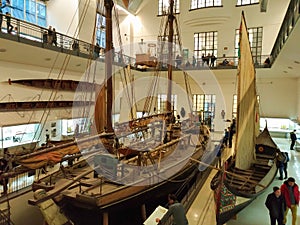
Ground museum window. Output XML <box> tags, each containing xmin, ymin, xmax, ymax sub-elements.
<box><xmin>194</xmin><ymin>31</ymin><xmax>218</xmax><ymax>63</ymax></box>
<box><xmin>232</xmin><ymin>95</ymin><xmax>238</xmax><ymax>119</ymax></box>
<box><xmin>158</xmin><ymin>34</ymin><xmax>180</xmax><ymax>64</ymax></box>
<box><xmin>236</xmin><ymin>0</ymin><xmax>259</xmax><ymax>6</ymax></box>
<box><xmin>158</xmin><ymin>94</ymin><xmax>177</xmax><ymax>114</ymax></box>
<box><xmin>235</xmin><ymin>27</ymin><xmax>262</xmax><ymax>65</ymax></box>
<box><xmin>192</xmin><ymin>94</ymin><xmax>216</xmax><ymax>124</ymax></box>
<box><xmin>96</xmin><ymin>13</ymin><xmax>106</xmax><ymax>48</ymax></box>
<box><xmin>158</xmin><ymin>0</ymin><xmax>180</xmax><ymax>16</ymax></box>
<box><xmin>190</xmin><ymin>0</ymin><xmax>222</xmax><ymax>10</ymax></box>
<box><xmin>2</xmin><ymin>0</ymin><xmax>47</xmax><ymax>27</ymax></box>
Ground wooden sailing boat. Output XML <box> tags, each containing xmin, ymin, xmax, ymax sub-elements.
<box><xmin>210</xmin><ymin>12</ymin><xmax>281</xmax><ymax>225</ymax></box>
<box><xmin>18</xmin><ymin>1</ymin><xmax>213</xmax><ymax>225</ymax></box>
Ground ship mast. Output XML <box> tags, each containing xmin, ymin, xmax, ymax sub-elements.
<box><xmin>104</xmin><ymin>0</ymin><xmax>114</xmax><ymax>132</ymax></box>
<box><xmin>166</xmin><ymin>0</ymin><xmax>175</xmax><ymax>112</ymax></box>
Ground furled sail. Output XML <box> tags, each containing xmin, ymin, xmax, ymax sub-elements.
<box><xmin>94</xmin><ymin>85</ymin><xmax>107</xmax><ymax>133</ymax></box>
<box><xmin>235</xmin><ymin>12</ymin><xmax>258</xmax><ymax>170</ymax></box>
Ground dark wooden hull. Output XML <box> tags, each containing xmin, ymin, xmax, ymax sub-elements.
<box><xmin>61</xmin><ymin>165</ymin><xmax>197</xmax><ymax>224</ymax></box>
<box><xmin>216</xmin><ymin>198</ymin><xmax>254</xmax><ymax>225</ymax></box>
<box><xmin>57</xmin><ymin>145</ymin><xmax>210</xmax><ymax>225</ymax></box>
<box><xmin>211</xmin><ymin>128</ymin><xmax>279</xmax><ymax>224</ymax></box>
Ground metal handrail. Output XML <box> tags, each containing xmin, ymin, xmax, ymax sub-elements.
<box><xmin>171</xmin><ymin>55</ymin><xmax>271</xmax><ymax>70</ymax></box>
<box><xmin>0</xmin><ymin>12</ymin><xmax>135</xmax><ymax>66</ymax></box>
<box><xmin>270</xmin><ymin>0</ymin><xmax>300</xmax><ymax>63</ymax></box>
<box><xmin>0</xmin><ymin>13</ymin><xmax>274</xmax><ymax>71</ymax></box>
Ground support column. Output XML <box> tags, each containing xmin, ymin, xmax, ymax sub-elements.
<box><xmin>141</xmin><ymin>204</ymin><xmax>147</xmax><ymax>221</ymax></box>
<box><xmin>103</xmin><ymin>212</ymin><xmax>109</xmax><ymax>225</ymax></box>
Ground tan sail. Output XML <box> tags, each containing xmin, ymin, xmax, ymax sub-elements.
<box><xmin>235</xmin><ymin>12</ymin><xmax>258</xmax><ymax>170</ymax></box>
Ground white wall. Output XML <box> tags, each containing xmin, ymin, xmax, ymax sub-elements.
<box><xmin>77</xmin><ymin>0</ymin><xmax>98</xmax><ymax>43</ymax></box>
<box><xmin>297</xmin><ymin>78</ymin><xmax>300</xmax><ymax>122</ymax></box>
<box><xmin>256</xmin><ymin>76</ymin><xmax>297</xmax><ymax>119</ymax></box>
<box><xmin>0</xmin><ymin>61</ymin><xmax>83</xmax><ymax>125</ymax></box>
<box><xmin>120</xmin><ymin>0</ymin><xmax>289</xmax><ymax>59</ymax></box>
<box><xmin>48</xmin><ymin>0</ymin><xmax>97</xmax><ymax>42</ymax></box>
<box><xmin>47</xmin><ymin>0</ymin><xmax>79</xmax><ymax>37</ymax></box>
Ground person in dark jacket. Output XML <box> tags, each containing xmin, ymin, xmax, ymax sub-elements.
<box><xmin>282</xmin><ymin>152</ymin><xmax>289</xmax><ymax>179</ymax></box>
<box><xmin>222</xmin><ymin>128</ymin><xmax>229</xmax><ymax>147</ymax></box>
<box><xmin>265</xmin><ymin>186</ymin><xmax>285</xmax><ymax>225</ymax></box>
<box><xmin>5</xmin><ymin>12</ymin><xmax>13</xmax><ymax>34</ymax></box>
<box><xmin>290</xmin><ymin>129</ymin><xmax>297</xmax><ymax>150</ymax></box>
<box><xmin>280</xmin><ymin>177</ymin><xmax>299</xmax><ymax>225</ymax></box>
<box><xmin>276</xmin><ymin>152</ymin><xmax>289</xmax><ymax>180</ymax></box>
<box><xmin>156</xmin><ymin>194</ymin><xmax>188</xmax><ymax>225</ymax></box>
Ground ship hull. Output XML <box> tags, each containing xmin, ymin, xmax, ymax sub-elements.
<box><xmin>60</xmin><ymin>158</ymin><xmax>202</xmax><ymax>225</ymax></box>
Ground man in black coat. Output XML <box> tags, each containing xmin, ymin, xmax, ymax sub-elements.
<box><xmin>290</xmin><ymin>129</ymin><xmax>297</xmax><ymax>150</ymax></box>
<box><xmin>265</xmin><ymin>186</ymin><xmax>285</xmax><ymax>225</ymax></box>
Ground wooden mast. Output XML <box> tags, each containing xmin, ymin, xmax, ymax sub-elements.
<box><xmin>94</xmin><ymin>0</ymin><xmax>114</xmax><ymax>134</ymax></box>
<box><xmin>166</xmin><ymin>0</ymin><xmax>174</xmax><ymax>112</ymax></box>
<box><xmin>104</xmin><ymin>0</ymin><xmax>114</xmax><ymax>132</ymax></box>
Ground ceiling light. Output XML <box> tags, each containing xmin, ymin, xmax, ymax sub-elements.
<box><xmin>294</xmin><ymin>61</ymin><xmax>300</xmax><ymax>64</ymax></box>
<box><xmin>45</xmin><ymin>58</ymin><xmax>51</xmax><ymax>61</ymax></box>
<box><xmin>0</xmin><ymin>48</ymin><xmax>7</xmax><ymax>52</ymax></box>
<box><xmin>288</xmin><ymin>66</ymin><xmax>293</xmax><ymax>69</ymax></box>
<box><xmin>115</xmin><ymin>4</ymin><xmax>135</xmax><ymax>16</ymax></box>
<box><xmin>283</xmin><ymin>71</ymin><xmax>288</xmax><ymax>73</ymax></box>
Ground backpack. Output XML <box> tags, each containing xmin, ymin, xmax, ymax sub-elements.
<box><xmin>283</xmin><ymin>152</ymin><xmax>289</xmax><ymax>163</ymax></box>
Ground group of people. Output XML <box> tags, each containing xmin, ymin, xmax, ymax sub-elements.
<box><xmin>43</xmin><ymin>25</ymin><xmax>57</xmax><ymax>46</ymax></box>
<box><xmin>222</xmin><ymin>119</ymin><xmax>236</xmax><ymax>148</ymax></box>
<box><xmin>265</xmin><ymin>177</ymin><xmax>299</xmax><ymax>225</ymax></box>
<box><xmin>174</xmin><ymin>53</ymin><xmax>218</xmax><ymax>69</ymax></box>
<box><xmin>201</xmin><ymin>53</ymin><xmax>217</xmax><ymax>67</ymax></box>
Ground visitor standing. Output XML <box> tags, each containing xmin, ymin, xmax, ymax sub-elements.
<box><xmin>52</xmin><ymin>28</ymin><xmax>57</xmax><ymax>46</ymax></box>
<box><xmin>5</xmin><ymin>12</ymin><xmax>13</xmax><ymax>34</ymax></box>
<box><xmin>280</xmin><ymin>177</ymin><xmax>299</xmax><ymax>225</ymax></box>
<box><xmin>265</xmin><ymin>186</ymin><xmax>285</xmax><ymax>225</ymax></box>
<box><xmin>156</xmin><ymin>194</ymin><xmax>188</xmax><ymax>225</ymax></box>
<box><xmin>290</xmin><ymin>129</ymin><xmax>297</xmax><ymax>150</ymax></box>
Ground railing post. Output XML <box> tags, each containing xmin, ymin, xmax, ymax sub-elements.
<box><xmin>60</xmin><ymin>33</ymin><xmax>64</xmax><ymax>52</ymax></box>
<box><xmin>16</xmin><ymin>19</ymin><xmax>20</xmax><ymax>42</ymax></box>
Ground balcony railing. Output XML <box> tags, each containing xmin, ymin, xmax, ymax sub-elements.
<box><xmin>270</xmin><ymin>0</ymin><xmax>300</xmax><ymax>63</ymax></box>
<box><xmin>0</xmin><ymin>13</ymin><xmax>274</xmax><ymax>71</ymax></box>
<box><xmin>0</xmin><ymin>13</ymin><xmax>135</xmax><ymax>66</ymax></box>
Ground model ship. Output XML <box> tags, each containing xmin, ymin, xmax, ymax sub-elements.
<box><xmin>0</xmin><ymin>0</ymin><xmax>213</xmax><ymax>224</ymax></box>
<box><xmin>210</xmin><ymin>12</ymin><xmax>282</xmax><ymax>225</ymax></box>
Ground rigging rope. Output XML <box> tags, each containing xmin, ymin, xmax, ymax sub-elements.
<box><xmin>32</xmin><ymin>0</ymin><xmax>93</xmax><ymax>142</ymax></box>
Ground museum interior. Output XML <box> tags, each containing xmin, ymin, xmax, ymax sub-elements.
<box><xmin>0</xmin><ymin>0</ymin><xmax>299</xmax><ymax>225</ymax></box>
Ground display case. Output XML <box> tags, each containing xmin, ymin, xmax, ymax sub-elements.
<box><xmin>1</xmin><ymin>123</ymin><xmax>40</xmax><ymax>148</ymax></box>
<box><xmin>260</xmin><ymin>117</ymin><xmax>299</xmax><ymax>138</ymax></box>
<box><xmin>61</xmin><ymin>118</ymin><xmax>89</xmax><ymax>136</ymax></box>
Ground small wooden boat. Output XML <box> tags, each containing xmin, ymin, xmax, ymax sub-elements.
<box><xmin>210</xmin><ymin>12</ymin><xmax>281</xmax><ymax>225</ymax></box>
